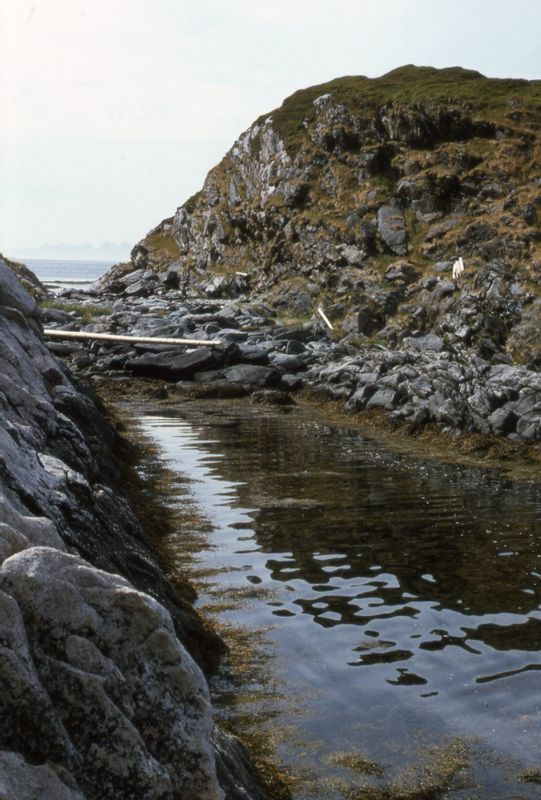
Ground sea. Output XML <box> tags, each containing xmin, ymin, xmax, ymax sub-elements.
<box><xmin>21</xmin><ymin>258</ymin><xmax>115</xmax><ymax>291</ymax></box>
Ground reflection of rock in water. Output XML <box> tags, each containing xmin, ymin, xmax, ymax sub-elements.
<box><xmin>143</xmin><ymin>401</ymin><xmax>541</xmax><ymax>799</ymax></box>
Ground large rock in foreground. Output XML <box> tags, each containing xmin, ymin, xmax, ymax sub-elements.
<box><xmin>1</xmin><ymin>547</ymin><xmax>219</xmax><ymax>800</ymax></box>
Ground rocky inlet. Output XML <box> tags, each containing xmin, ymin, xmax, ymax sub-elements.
<box><xmin>0</xmin><ymin>259</ymin><xmax>267</xmax><ymax>799</ymax></box>
<box><xmin>3</xmin><ymin>64</ymin><xmax>541</xmax><ymax>800</ymax></box>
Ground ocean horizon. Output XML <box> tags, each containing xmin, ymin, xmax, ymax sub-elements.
<box><xmin>20</xmin><ymin>257</ymin><xmax>115</xmax><ymax>289</ymax></box>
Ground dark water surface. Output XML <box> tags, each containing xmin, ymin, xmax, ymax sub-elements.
<box><xmin>141</xmin><ymin>402</ymin><xmax>541</xmax><ymax>798</ymax></box>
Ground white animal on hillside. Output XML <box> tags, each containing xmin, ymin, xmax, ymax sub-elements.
<box><xmin>452</xmin><ymin>257</ymin><xmax>465</xmax><ymax>280</ymax></box>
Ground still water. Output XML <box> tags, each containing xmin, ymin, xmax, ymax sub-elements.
<box><xmin>141</xmin><ymin>402</ymin><xmax>541</xmax><ymax>799</ymax></box>
<box><xmin>22</xmin><ymin>258</ymin><xmax>112</xmax><ymax>290</ymax></box>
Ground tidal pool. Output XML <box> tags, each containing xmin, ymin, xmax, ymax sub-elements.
<box><xmin>140</xmin><ymin>401</ymin><xmax>541</xmax><ymax>799</ymax></box>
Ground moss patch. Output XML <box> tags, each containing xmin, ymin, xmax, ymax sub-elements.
<box><xmin>145</xmin><ymin>230</ymin><xmax>180</xmax><ymax>260</ymax></box>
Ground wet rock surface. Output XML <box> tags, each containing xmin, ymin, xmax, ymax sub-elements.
<box><xmin>0</xmin><ymin>260</ymin><xmax>266</xmax><ymax>800</ymax></box>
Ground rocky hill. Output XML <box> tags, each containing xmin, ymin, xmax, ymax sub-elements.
<box><xmin>58</xmin><ymin>67</ymin><xmax>540</xmax><ymax>444</ymax></box>
<box><xmin>102</xmin><ymin>65</ymin><xmax>541</xmax><ymax>366</ymax></box>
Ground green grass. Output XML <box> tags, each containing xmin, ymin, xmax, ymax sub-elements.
<box><xmin>182</xmin><ymin>191</ymin><xmax>203</xmax><ymax>213</ymax></box>
<box><xmin>175</xmin><ymin>65</ymin><xmax>541</xmax><ymax>220</ymax></box>
<box><xmin>42</xmin><ymin>300</ymin><xmax>112</xmax><ymax>324</ymax></box>
<box><xmin>256</xmin><ymin>65</ymin><xmax>541</xmax><ymax>155</ymax></box>
<box><xmin>145</xmin><ymin>230</ymin><xmax>180</xmax><ymax>259</ymax></box>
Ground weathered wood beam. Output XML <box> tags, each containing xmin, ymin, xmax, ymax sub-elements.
<box><xmin>43</xmin><ymin>329</ymin><xmax>223</xmax><ymax>347</ymax></box>
<box><xmin>317</xmin><ymin>306</ymin><xmax>334</xmax><ymax>330</ymax></box>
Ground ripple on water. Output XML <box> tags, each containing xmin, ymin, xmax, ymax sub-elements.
<box><xmin>141</xmin><ymin>406</ymin><xmax>541</xmax><ymax>799</ymax></box>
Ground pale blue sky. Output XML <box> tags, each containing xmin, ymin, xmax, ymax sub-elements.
<box><xmin>1</xmin><ymin>0</ymin><xmax>540</xmax><ymax>255</ymax></box>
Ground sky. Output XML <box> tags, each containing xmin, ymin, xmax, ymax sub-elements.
<box><xmin>1</xmin><ymin>0</ymin><xmax>540</xmax><ymax>257</ymax></box>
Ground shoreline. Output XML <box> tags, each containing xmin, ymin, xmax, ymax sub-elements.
<box><xmin>37</xmin><ymin>276</ymin><xmax>541</xmax><ymax>463</ymax></box>
<box><xmin>98</xmin><ymin>389</ymin><xmax>295</xmax><ymax>800</ymax></box>
<box><xmin>93</xmin><ymin>374</ymin><xmax>541</xmax><ymax>481</ymax></box>
<box><xmin>0</xmin><ymin>258</ymin><xmax>272</xmax><ymax>799</ymax></box>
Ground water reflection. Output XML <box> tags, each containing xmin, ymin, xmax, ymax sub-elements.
<box><xmin>141</xmin><ymin>404</ymin><xmax>541</xmax><ymax>798</ymax></box>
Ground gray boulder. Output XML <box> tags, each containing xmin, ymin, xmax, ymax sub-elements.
<box><xmin>0</xmin><ymin>547</ymin><xmax>222</xmax><ymax>800</ymax></box>
<box><xmin>405</xmin><ymin>334</ymin><xmax>444</xmax><ymax>352</ymax></box>
<box><xmin>223</xmin><ymin>364</ymin><xmax>281</xmax><ymax>387</ymax></box>
<box><xmin>0</xmin><ymin>752</ymin><xmax>85</xmax><ymax>800</ymax></box>
<box><xmin>516</xmin><ymin>412</ymin><xmax>541</xmax><ymax>439</ymax></box>
<box><xmin>269</xmin><ymin>352</ymin><xmax>307</xmax><ymax>372</ymax></box>
<box><xmin>0</xmin><ymin>266</ymin><xmax>266</xmax><ymax>799</ymax></box>
<box><xmin>377</xmin><ymin>205</ymin><xmax>408</xmax><ymax>255</ymax></box>
<box><xmin>366</xmin><ymin>388</ymin><xmax>397</xmax><ymax>410</ymax></box>
<box><xmin>128</xmin><ymin>346</ymin><xmax>223</xmax><ymax>380</ymax></box>
<box><xmin>0</xmin><ymin>259</ymin><xmax>38</xmax><ymax>319</ymax></box>
<box><xmin>487</xmin><ymin>406</ymin><xmax>519</xmax><ymax>434</ymax></box>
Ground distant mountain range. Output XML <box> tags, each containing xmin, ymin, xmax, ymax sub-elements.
<box><xmin>9</xmin><ymin>242</ymin><xmax>131</xmax><ymax>262</ymax></box>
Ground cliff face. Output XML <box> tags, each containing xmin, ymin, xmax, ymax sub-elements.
<box><xmin>0</xmin><ymin>260</ymin><xmax>264</xmax><ymax>800</ymax></box>
<box><xmin>113</xmin><ymin>65</ymin><xmax>541</xmax><ymax>365</ymax></box>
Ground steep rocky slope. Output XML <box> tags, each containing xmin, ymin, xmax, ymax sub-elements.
<box><xmin>0</xmin><ymin>260</ymin><xmax>265</xmax><ymax>799</ymax></box>
<box><xmin>103</xmin><ymin>65</ymin><xmax>541</xmax><ymax>365</ymax></box>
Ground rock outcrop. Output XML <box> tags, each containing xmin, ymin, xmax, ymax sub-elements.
<box><xmin>0</xmin><ymin>259</ymin><xmax>265</xmax><ymax>799</ymax></box>
<box><xmin>83</xmin><ymin>66</ymin><xmax>541</xmax><ymax>440</ymax></box>
<box><xmin>97</xmin><ymin>66</ymin><xmax>541</xmax><ymax>366</ymax></box>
